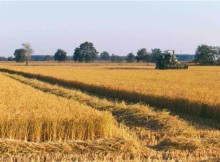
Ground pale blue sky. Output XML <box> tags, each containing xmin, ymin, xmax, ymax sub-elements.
<box><xmin>0</xmin><ymin>1</ymin><xmax>220</xmax><ymax>56</ymax></box>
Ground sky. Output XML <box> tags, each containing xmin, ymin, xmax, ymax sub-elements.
<box><xmin>0</xmin><ymin>1</ymin><xmax>220</xmax><ymax>56</ymax></box>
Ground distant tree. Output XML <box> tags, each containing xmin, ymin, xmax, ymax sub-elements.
<box><xmin>73</xmin><ymin>47</ymin><xmax>83</xmax><ymax>62</ymax></box>
<box><xmin>136</xmin><ymin>48</ymin><xmax>149</xmax><ymax>62</ymax></box>
<box><xmin>111</xmin><ymin>54</ymin><xmax>117</xmax><ymax>62</ymax></box>
<box><xmin>73</xmin><ymin>42</ymin><xmax>98</xmax><ymax>62</ymax></box>
<box><xmin>14</xmin><ymin>48</ymin><xmax>26</xmax><ymax>62</ymax></box>
<box><xmin>0</xmin><ymin>57</ymin><xmax>6</xmax><ymax>61</ymax></box>
<box><xmin>100</xmin><ymin>51</ymin><xmax>110</xmax><ymax>61</ymax></box>
<box><xmin>44</xmin><ymin>55</ymin><xmax>53</xmax><ymax>61</ymax></box>
<box><xmin>126</xmin><ymin>53</ymin><xmax>135</xmax><ymax>62</ymax></box>
<box><xmin>195</xmin><ymin>45</ymin><xmax>215</xmax><ymax>64</ymax></box>
<box><xmin>217</xmin><ymin>57</ymin><xmax>220</xmax><ymax>65</ymax></box>
<box><xmin>22</xmin><ymin>43</ymin><xmax>34</xmax><ymax>66</ymax></box>
<box><xmin>7</xmin><ymin>56</ymin><xmax>14</xmax><ymax>61</ymax></box>
<box><xmin>111</xmin><ymin>54</ymin><xmax>123</xmax><ymax>62</ymax></box>
<box><xmin>151</xmin><ymin>48</ymin><xmax>162</xmax><ymax>62</ymax></box>
<box><xmin>54</xmin><ymin>49</ymin><xmax>67</xmax><ymax>62</ymax></box>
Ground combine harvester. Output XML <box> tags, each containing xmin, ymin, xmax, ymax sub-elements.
<box><xmin>156</xmin><ymin>50</ymin><xmax>188</xmax><ymax>69</ymax></box>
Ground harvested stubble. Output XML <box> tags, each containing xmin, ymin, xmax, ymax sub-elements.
<box><xmin>0</xmin><ymin>74</ymin><xmax>117</xmax><ymax>142</ymax></box>
<box><xmin>5</xmin><ymin>73</ymin><xmax>220</xmax><ymax>161</ymax></box>
<box><xmin>0</xmin><ymin>65</ymin><xmax>219</xmax><ymax>119</ymax></box>
<box><xmin>0</xmin><ymin>137</ymin><xmax>149</xmax><ymax>162</ymax></box>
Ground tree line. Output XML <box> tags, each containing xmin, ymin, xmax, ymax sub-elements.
<box><xmin>12</xmin><ymin>42</ymin><xmax>220</xmax><ymax>65</ymax></box>
<box><xmin>52</xmin><ymin>46</ymin><xmax>164</xmax><ymax>63</ymax></box>
<box><xmin>194</xmin><ymin>45</ymin><xmax>220</xmax><ymax>65</ymax></box>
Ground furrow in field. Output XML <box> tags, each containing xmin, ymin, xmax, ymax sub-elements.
<box><xmin>4</xmin><ymin>72</ymin><xmax>220</xmax><ymax>160</ymax></box>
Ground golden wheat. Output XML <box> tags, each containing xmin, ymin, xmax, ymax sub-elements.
<box><xmin>1</xmin><ymin>65</ymin><xmax>219</xmax><ymax>119</ymax></box>
<box><xmin>0</xmin><ymin>74</ymin><xmax>117</xmax><ymax>142</ymax></box>
<box><xmin>0</xmin><ymin>63</ymin><xmax>219</xmax><ymax>161</ymax></box>
<box><xmin>4</xmin><ymin>72</ymin><xmax>220</xmax><ymax>160</ymax></box>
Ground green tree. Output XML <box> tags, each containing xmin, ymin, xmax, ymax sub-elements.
<box><xmin>14</xmin><ymin>48</ymin><xmax>26</xmax><ymax>62</ymax></box>
<box><xmin>195</xmin><ymin>45</ymin><xmax>215</xmax><ymax>64</ymax></box>
<box><xmin>100</xmin><ymin>51</ymin><xmax>110</xmax><ymax>61</ymax></box>
<box><xmin>73</xmin><ymin>42</ymin><xmax>98</xmax><ymax>62</ymax></box>
<box><xmin>151</xmin><ymin>48</ymin><xmax>162</xmax><ymax>62</ymax></box>
<box><xmin>126</xmin><ymin>53</ymin><xmax>135</xmax><ymax>62</ymax></box>
<box><xmin>73</xmin><ymin>47</ymin><xmax>82</xmax><ymax>62</ymax></box>
<box><xmin>111</xmin><ymin>54</ymin><xmax>122</xmax><ymax>62</ymax></box>
<box><xmin>54</xmin><ymin>49</ymin><xmax>67</xmax><ymax>62</ymax></box>
<box><xmin>136</xmin><ymin>48</ymin><xmax>149</xmax><ymax>62</ymax></box>
<box><xmin>22</xmin><ymin>43</ymin><xmax>34</xmax><ymax>66</ymax></box>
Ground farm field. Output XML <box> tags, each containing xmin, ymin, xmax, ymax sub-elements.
<box><xmin>0</xmin><ymin>63</ymin><xmax>219</xmax><ymax>119</ymax></box>
<box><xmin>0</xmin><ymin>62</ymin><xmax>219</xmax><ymax>161</ymax></box>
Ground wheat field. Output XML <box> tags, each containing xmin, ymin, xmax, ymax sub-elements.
<box><xmin>0</xmin><ymin>62</ymin><xmax>219</xmax><ymax>161</ymax></box>
<box><xmin>0</xmin><ymin>73</ymin><xmax>118</xmax><ymax>142</ymax></box>
<box><xmin>1</xmin><ymin>64</ymin><xmax>219</xmax><ymax>119</ymax></box>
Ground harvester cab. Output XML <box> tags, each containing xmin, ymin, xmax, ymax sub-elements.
<box><xmin>156</xmin><ymin>50</ymin><xmax>188</xmax><ymax>69</ymax></box>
